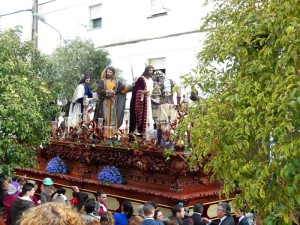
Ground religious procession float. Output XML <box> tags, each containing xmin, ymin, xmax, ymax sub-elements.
<box><xmin>15</xmin><ymin>72</ymin><xmax>235</xmax><ymax>220</ymax></box>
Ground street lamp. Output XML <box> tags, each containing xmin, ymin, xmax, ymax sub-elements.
<box><xmin>33</xmin><ymin>13</ymin><xmax>62</xmax><ymax>47</ymax></box>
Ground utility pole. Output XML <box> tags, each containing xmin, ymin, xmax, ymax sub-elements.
<box><xmin>32</xmin><ymin>0</ymin><xmax>38</xmax><ymax>48</ymax></box>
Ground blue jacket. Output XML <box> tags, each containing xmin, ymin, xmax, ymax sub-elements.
<box><xmin>142</xmin><ymin>218</ymin><xmax>164</xmax><ymax>225</ymax></box>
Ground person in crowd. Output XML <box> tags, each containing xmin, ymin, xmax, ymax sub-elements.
<box><xmin>69</xmin><ymin>71</ymin><xmax>94</xmax><ymax>127</ymax></box>
<box><xmin>191</xmin><ymin>203</ymin><xmax>205</xmax><ymax>225</ymax></box>
<box><xmin>24</xmin><ymin>180</ymin><xmax>40</xmax><ymax>206</ymax></box>
<box><xmin>245</xmin><ymin>209</ymin><xmax>254</xmax><ymax>225</ymax></box>
<box><xmin>40</xmin><ymin>177</ymin><xmax>56</xmax><ymax>204</ymax></box>
<box><xmin>142</xmin><ymin>203</ymin><xmax>164</xmax><ymax>225</ymax></box>
<box><xmin>0</xmin><ymin>217</ymin><xmax>4</xmax><ymax>225</ymax></box>
<box><xmin>51</xmin><ymin>188</ymin><xmax>69</xmax><ymax>205</ymax></box>
<box><xmin>235</xmin><ymin>208</ymin><xmax>249</xmax><ymax>225</ymax></box>
<box><xmin>164</xmin><ymin>217</ymin><xmax>179</xmax><ymax>225</ymax></box>
<box><xmin>171</xmin><ymin>205</ymin><xmax>185</xmax><ymax>225</ymax></box>
<box><xmin>9</xmin><ymin>183</ymin><xmax>35</xmax><ymax>225</ymax></box>
<box><xmin>81</xmin><ymin>198</ymin><xmax>100</xmax><ymax>224</ymax></box>
<box><xmin>69</xmin><ymin>186</ymin><xmax>88</xmax><ymax>211</ymax></box>
<box><xmin>0</xmin><ymin>178</ymin><xmax>8</xmax><ymax>208</ymax></box>
<box><xmin>76</xmin><ymin>192</ymin><xmax>89</xmax><ymax>212</ymax></box>
<box><xmin>94</xmin><ymin>190</ymin><xmax>107</xmax><ymax>216</ymax></box>
<box><xmin>183</xmin><ymin>218</ymin><xmax>194</xmax><ymax>225</ymax></box>
<box><xmin>136</xmin><ymin>204</ymin><xmax>145</xmax><ymax>220</ymax></box>
<box><xmin>184</xmin><ymin>207</ymin><xmax>191</xmax><ymax>219</ymax></box>
<box><xmin>114</xmin><ymin>200</ymin><xmax>134</xmax><ymax>225</ymax></box>
<box><xmin>86</xmin><ymin>221</ymin><xmax>100</xmax><ymax>225</ymax></box>
<box><xmin>146</xmin><ymin>201</ymin><xmax>158</xmax><ymax>209</ymax></box>
<box><xmin>4</xmin><ymin>181</ymin><xmax>19</xmax><ymax>225</ymax></box>
<box><xmin>201</xmin><ymin>202</ymin><xmax>234</xmax><ymax>225</ymax></box>
<box><xmin>100</xmin><ymin>211</ymin><xmax>115</xmax><ymax>225</ymax></box>
<box><xmin>0</xmin><ymin>178</ymin><xmax>8</xmax><ymax>222</ymax></box>
<box><xmin>154</xmin><ymin>209</ymin><xmax>164</xmax><ymax>222</ymax></box>
<box><xmin>129</xmin><ymin>65</ymin><xmax>155</xmax><ymax>135</ymax></box>
<box><xmin>19</xmin><ymin>202</ymin><xmax>84</xmax><ymax>225</ymax></box>
<box><xmin>93</xmin><ymin>66</ymin><xmax>132</xmax><ymax>129</ymax></box>
<box><xmin>128</xmin><ymin>216</ymin><xmax>144</xmax><ymax>225</ymax></box>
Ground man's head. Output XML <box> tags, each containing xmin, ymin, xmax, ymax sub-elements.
<box><xmin>216</xmin><ymin>202</ymin><xmax>231</xmax><ymax>219</ymax></box>
<box><xmin>137</xmin><ymin>204</ymin><xmax>144</xmax><ymax>217</ymax></box>
<box><xmin>96</xmin><ymin>190</ymin><xmax>107</xmax><ymax>204</ymax></box>
<box><xmin>172</xmin><ymin>205</ymin><xmax>185</xmax><ymax>219</ymax></box>
<box><xmin>84</xmin><ymin>198</ymin><xmax>97</xmax><ymax>214</ymax></box>
<box><xmin>22</xmin><ymin>183</ymin><xmax>35</xmax><ymax>197</ymax></box>
<box><xmin>142</xmin><ymin>65</ymin><xmax>154</xmax><ymax>78</ymax></box>
<box><xmin>235</xmin><ymin>207</ymin><xmax>246</xmax><ymax>218</ymax></box>
<box><xmin>105</xmin><ymin>66</ymin><xmax>116</xmax><ymax>79</ymax></box>
<box><xmin>193</xmin><ymin>202</ymin><xmax>204</xmax><ymax>214</ymax></box>
<box><xmin>143</xmin><ymin>203</ymin><xmax>155</xmax><ymax>218</ymax></box>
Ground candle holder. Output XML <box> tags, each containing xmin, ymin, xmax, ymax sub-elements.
<box><xmin>77</xmin><ymin>113</ymin><xmax>82</xmax><ymax>125</ymax></box>
<box><xmin>51</xmin><ymin>121</ymin><xmax>58</xmax><ymax>138</ymax></box>
<box><xmin>63</xmin><ymin>117</ymin><xmax>69</xmax><ymax>137</ymax></box>
<box><xmin>125</xmin><ymin>119</ymin><xmax>129</xmax><ymax>136</ymax></box>
<box><xmin>98</xmin><ymin>118</ymin><xmax>104</xmax><ymax>129</ymax></box>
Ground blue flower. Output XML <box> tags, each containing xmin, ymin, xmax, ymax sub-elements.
<box><xmin>46</xmin><ymin>157</ymin><xmax>68</xmax><ymax>174</ymax></box>
<box><xmin>98</xmin><ymin>166</ymin><xmax>124</xmax><ymax>184</ymax></box>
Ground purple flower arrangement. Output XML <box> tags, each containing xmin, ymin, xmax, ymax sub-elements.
<box><xmin>46</xmin><ymin>156</ymin><xmax>68</xmax><ymax>174</ymax></box>
<box><xmin>98</xmin><ymin>166</ymin><xmax>123</xmax><ymax>184</ymax></box>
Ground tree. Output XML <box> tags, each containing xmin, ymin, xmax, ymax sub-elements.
<box><xmin>177</xmin><ymin>0</ymin><xmax>300</xmax><ymax>223</ymax></box>
<box><xmin>0</xmin><ymin>27</ymin><xmax>60</xmax><ymax>176</ymax></box>
<box><xmin>51</xmin><ymin>38</ymin><xmax>111</xmax><ymax>113</ymax></box>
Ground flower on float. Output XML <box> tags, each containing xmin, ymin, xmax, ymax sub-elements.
<box><xmin>46</xmin><ymin>156</ymin><xmax>68</xmax><ymax>174</ymax></box>
<box><xmin>98</xmin><ymin>166</ymin><xmax>123</xmax><ymax>184</ymax></box>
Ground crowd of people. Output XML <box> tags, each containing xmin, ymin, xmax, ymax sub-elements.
<box><xmin>68</xmin><ymin>65</ymin><xmax>181</xmax><ymax>138</ymax></box>
<box><xmin>0</xmin><ymin>176</ymin><xmax>258</xmax><ymax>225</ymax></box>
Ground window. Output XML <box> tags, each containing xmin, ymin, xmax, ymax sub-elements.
<box><xmin>148</xmin><ymin>57</ymin><xmax>166</xmax><ymax>73</ymax></box>
<box><xmin>150</xmin><ymin>0</ymin><xmax>169</xmax><ymax>17</ymax></box>
<box><xmin>90</xmin><ymin>4</ymin><xmax>102</xmax><ymax>29</ymax></box>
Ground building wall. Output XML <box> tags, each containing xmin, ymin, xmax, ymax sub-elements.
<box><xmin>37</xmin><ymin>0</ymin><xmax>212</xmax><ymax>86</ymax></box>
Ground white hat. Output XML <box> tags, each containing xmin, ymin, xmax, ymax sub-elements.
<box><xmin>7</xmin><ymin>183</ymin><xmax>18</xmax><ymax>195</ymax></box>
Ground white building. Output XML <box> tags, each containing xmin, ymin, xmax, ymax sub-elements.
<box><xmin>36</xmin><ymin>0</ymin><xmax>212</xmax><ymax>87</ymax></box>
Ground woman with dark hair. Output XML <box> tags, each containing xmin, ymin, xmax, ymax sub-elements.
<box><xmin>100</xmin><ymin>211</ymin><xmax>115</xmax><ymax>225</ymax></box>
<box><xmin>154</xmin><ymin>209</ymin><xmax>164</xmax><ymax>222</ymax></box>
<box><xmin>114</xmin><ymin>200</ymin><xmax>134</xmax><ymax>225</ymax></box>
<box><xmin>93</xmin><ymin>66</ymin><xmax>132</xmax><ymax>129</ymax></box>
<box><xmin>129</xmin><ymin>65</ymin><xmax>154</xmax><ymax>135</ymax></box>
<box><xmin>69</xmin><ymin>70</ymin><xmax>94</xmax><ymax>126</ymax></box>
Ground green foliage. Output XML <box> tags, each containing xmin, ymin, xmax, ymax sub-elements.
<box><xmin>0</xmin><ymin>27</ymin><xmax>60</xmax><ymax>176</ymax></box>
<box><xmin>51</xmin><ymin>38</ymin><xmax>111</xmax><ymax>107</ymax></box>
<box><xmin>177</xmin><ymin>0</ymin><xmax>300</xmax><ymax>223</ymax></box>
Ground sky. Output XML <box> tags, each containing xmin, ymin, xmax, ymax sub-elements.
<box><xmin>0</xmin><ymin>0</ymin><xmax>34</xmax><ymax>41</ymax></box>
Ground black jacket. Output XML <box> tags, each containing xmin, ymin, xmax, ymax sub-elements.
<box><xmin>9</xmin><ymin>197</ymin><xmax>35</xmax><ymax>225</ymax></box>
<box><xmin>191</xmin><ymin>213</ymin><xmax>206</xmax><ymax>225</ymax></box>
<box><xmin>211</xmin><ymin>216</ymin><xmax>235</xmax><ymax>225</ymax></box>
<box><xmin>238</xmin><ymin>217</ymin><xmax>249</xmax><ymax>225</ymax></box>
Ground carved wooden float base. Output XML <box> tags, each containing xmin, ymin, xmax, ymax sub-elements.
<box><xmin>14</xmin><ymin>141</ymin><xmax>234</xmax><ymax>219</ymax></box>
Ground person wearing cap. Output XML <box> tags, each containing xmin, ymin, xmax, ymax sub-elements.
<box><xmin>9</xmin><ymin>183</ymin><xmax>35</xmax><ymax>225</ymax></box>
<box><xmin>4</xmin><ymin>181</ymin><xmax>19</xmax><ymax>225</ymax></box>
<box><xmin>40</xmin><ymin>178</ymin><xmax>56</xmax><ymax>204</ymax></box>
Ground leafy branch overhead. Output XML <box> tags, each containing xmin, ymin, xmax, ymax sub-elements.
<box><xmin>0</xmin><ymin>27</ymin><xmax>60</xmax><ymax>176</ymax></box>
<box><xmin>51</xmin><ymin>38</ymin><xmax>111</xmax><ymax>107</ymax></box>
<box><xmin>178</xmin><ymin>0</ymin><xmax>300</xmax><ymax>223</ymax></box>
